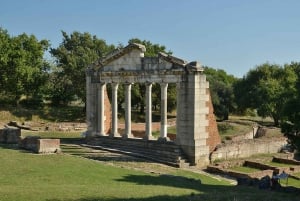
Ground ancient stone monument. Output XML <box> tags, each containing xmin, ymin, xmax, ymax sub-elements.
<box><xmin>86</xmin><ymin>43</ymin><xmax>220</xmax><ymax>167</ymax></box>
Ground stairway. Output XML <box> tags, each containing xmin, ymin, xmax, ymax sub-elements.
<box><xmin>84</xmin><ymin>136</ymin><xmax>190</xmax><ymax>168</ymax></box>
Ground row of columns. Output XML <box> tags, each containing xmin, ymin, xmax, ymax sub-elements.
<box><xmin>97</xmin><ymin>82</ymin><xmax>169</xmax><ymax>140</ymax></box>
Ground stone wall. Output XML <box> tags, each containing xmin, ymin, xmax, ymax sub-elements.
<box><xmin>210</xmin><ymin>137</ymin><xmax>287</xmax><ymax>162</ymax></box>
<box><xmin>207</xmin><ymin>165</ymin><xmax>274</xmax><ymax>179</ymax></box>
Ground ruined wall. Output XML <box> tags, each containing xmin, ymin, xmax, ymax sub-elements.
<box><xmin>205</xmin><ymin>90</ymin><xmax>221</xmax><ymax>153</ymax></box>
<box><xmin>210</xmin><ymin>137</ymin><xmax>287</xmax><ymax>162</ymax></box>
<box><xmin>104</xmin><ymin>88</ymin><xmax>111</xmax><ymax>134</ymax></box>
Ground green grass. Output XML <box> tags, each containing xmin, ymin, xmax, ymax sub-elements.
<box><xmin>0</xmin><ymin>105</ymin><xmax>85</xmax><ymax>123</ymax></box>
<box><xmin>0</xmin><ymin>144</ymin><xmax>299</xmax><ymax>201</ymax></box>
<box><xmin>230</xmin><ymin>166</ymin><xmax>260</xmax><ymax>173</ymax></box>
<box><xmin>218</xmin><ymin>121</ymin><xmax>253</xmax><ymax>141</ymax></box>
<box><xmin>22</xmin><ymin>130</ymin><xmax>83</xmax><ymax>139</ymax></box>
<box><xmin>266</xmin><ymin>161</ymin><xmax>295</xmax><ymax>167</ymax></box>
<box><xmin>152</xmin><ymin>126</ymin><xmax>176</xmax><ymax>138</ymax></box>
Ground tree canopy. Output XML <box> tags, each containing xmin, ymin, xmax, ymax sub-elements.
<box><xmin>204</xmin><ymin>67</ymin><xmax>237</xmax><ymax>120</ymax></box>
<box><xmin>0</xmin><ymin>28</ymin><xmax>49</xmax><ymax>104</ymax></box>
<box><xmin>234</xmin><ymin>63</ymin><xmax>297</xmax><ymax>125</ymax></box>
<box><xmin>49</xmin><ymin>31</ymin><xmax>115</xmax><ymax>105</ymax></box>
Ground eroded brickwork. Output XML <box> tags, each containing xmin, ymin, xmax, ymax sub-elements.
<box><xmin>104</xmin><ymin>88</ymin><xmax>111</xmax><ymax>134</ymax></box>
<box><xmin>206</xmin><ymin>90</ymin><xmax>221</xmax><ymax>153</ymax></box>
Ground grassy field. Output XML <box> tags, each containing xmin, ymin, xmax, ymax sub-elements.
<box><xmin>1</xmin><ymin>144</ymin><xmax>299</xmax><ymax>201</ymax></box>
<box><xmin>1</xmin><ymin>106</ymin><xmax>299</xmax><ymax>200</ymax></box>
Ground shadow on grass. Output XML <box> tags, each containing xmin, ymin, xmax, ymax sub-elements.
<box><xmin>45</xmin><ymin>174</ymin><xmax>300</xmax><ymax>201</ymax></box>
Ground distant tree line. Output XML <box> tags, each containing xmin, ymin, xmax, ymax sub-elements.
<box><xmin>1</xmin><ymin>27</ymin><xmax>300</xmax><ymax>151</ymax></box>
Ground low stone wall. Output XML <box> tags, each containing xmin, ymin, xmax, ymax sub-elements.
<box><xmin>210</xmin><ymin>137</ymin><xmax>287</xmax><ymax>162</ymax></box>
<box><xmin>19</xmin><ymin>136</ymin><xmax>60</xmax><ymax>154</ymax></box>
<box><xmin>230</xmin><ymin>127</ymin><xmax>258</xmax><ymax>142</ymax></box>
<box><xmin>206</xmin><ymin>165</ymin><xmax>274</xmax><ymax>179</ymax></box>
<box><xmin>273</xmin><ymin>157</ymin><xmax>300</xmax><ymax>165</ymax></box>
<box><xmin>0</xmin><ymin>126</ymin><xmax>21</xmax><ymax>144</ymax></box>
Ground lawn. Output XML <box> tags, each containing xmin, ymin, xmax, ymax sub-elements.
<box><xmin>230</xmin><ymin>166</ymin><xmax>260</xmax><ymax>173</ymax></box>
<box><xmin>1</xmin><ymin>144</ymin><xmax>299</xmax><ymax>201</ymax></box>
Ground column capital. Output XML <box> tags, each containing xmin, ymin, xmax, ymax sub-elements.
<box><xmin>124</xmin><ymin>82</ymin><xmax>133</xmax><ymax>85</ymax></box>
<box><xmin>111</xmin><ymin>82</ymin><xmax>119</xmax><ymax>88</ymax></box>
<box><xmin>96</xmin><ymin>82</ymin><xmax>106</xmax><ymax>89</ymax></box>
<box><xmin>160</xmin><ymin>82</ymin><xmax>168</xmax><ymax>87</ymax></box>
<box><xmin>145</xmin><ymin>81</ymin><xmax>153</xmax><ymax>86</ymax></box>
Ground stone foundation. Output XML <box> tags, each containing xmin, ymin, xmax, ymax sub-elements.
<box><xmin>210</xmin><ymin>137</ymin><xmax>287</xmax><ymax>162</ymax></box>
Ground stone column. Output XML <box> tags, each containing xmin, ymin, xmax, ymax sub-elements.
<box><xmin>144</xmin><ymin>82</ymin><xmax>153</xmax><ymax>140</ymax></box>
<box><xmin>97</xmin><ymin>83</ymin><xmax>106</xmax><ymax>136</ymax></box>
<box><xmin>124</xmin><ymin>83</ymin><xmax>133</xmax><ymax>138</ymax></box>
<box><xmin>110</xmin><ymin>83</ymin><xmax>120</xmax><ymax>137</ymax></box>
<box><xmin>159</xmin><ymin>83</ymin><xmax>169</xmax><ymax>141</ymax></box>
<box><xmin>86</xmin><ymin>69</ymin><xmax>93</xmax><ymax>136</ymax></box>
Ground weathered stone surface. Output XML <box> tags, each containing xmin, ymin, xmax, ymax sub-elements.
<box><xmin>0</xmin><ymin>126</ymin><xmax>21</xmax><ymax>144</ymax></box>
<box><xmin>19</xmin><ymin>136</ymin><xmax>60</xmax><ymax>153</ymax></box>
<box><xmin>37</xmin><ymin>139</ymin><xmax>60</xmax><ymax>153</ymax></box>
<box><xmin>210</xmin><ymin>137</ymin><xmax>287</xmax><ymax>162</ymax></box>
<box><xmin>0</xmin><ymin>129</ymin><xmax>5</xmax><ymax>142</ymax></box>
<box><xmin>19</xmin><ymin>136</ymin><xmax>41</xmax><ymax>151</ymax></box>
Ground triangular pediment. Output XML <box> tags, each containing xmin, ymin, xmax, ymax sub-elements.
<box><xmin>91</xmin><ymin>43</ymin><xmax>203</xmax><ymax>73</ymax></box>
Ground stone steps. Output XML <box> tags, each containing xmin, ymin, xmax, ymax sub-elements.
<box><xmin>85</xmin><ymin>136</ymin><xmax>190</xmax><ymax>167</ymax></box>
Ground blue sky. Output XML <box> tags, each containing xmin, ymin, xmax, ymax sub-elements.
<box><xmin>1</xmin><ymin>0</ymin><xmax>300</xmax><ymax>77</ymax></box>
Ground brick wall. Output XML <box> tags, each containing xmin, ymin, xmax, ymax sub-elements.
<box><xmin>104</xmin><ymin>88</ymin><xmax>112</xmax><ymax>134</ymax></box>
<box><xmin>206</xmin><ymin>90</ymin><xmax>221</xmax><ymax>153</ymax></box>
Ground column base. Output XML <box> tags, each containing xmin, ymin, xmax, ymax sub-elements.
<box><xmin>122</xmin><ymin>134</ymin><xmax>133</xmax><ymax>139</ymax></box>
<box><xmin>158</xmin><ymin>137</ymin><xmax>170</xmax><ymax>142</ymax></box>
<box><xmin>109</xmin><ymin>133</ymin><xmax>121</xmax><ymax>138</ymax></box>
<box><xmin>143</xmin><ymin>135</ymin><xmax>155</xmax><ymax>141</ymax></box>
<box><xmin>96</xmin><ymin>132</ymin><xmax>106</xmax><ymax>137</ymax></box>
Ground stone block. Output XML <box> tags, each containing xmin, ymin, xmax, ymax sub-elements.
<box><xmin>0</xmin><ymin>129</ymin><xmax>5</xmax><ymax>143</ymax></box>
<box><xmin>19</xmin><ymin>136</ymin><xmax>60</xmax><ymax>154</ymax></box>
<box><xmin>0</xmin><ymin>127</ymin><xmax>21</xmax><ymax>144</ymax></box>
<box><xmin>19</xmin><ymin>136</ymin><xmax>40</xmax><ymax>150</ymax></box>
<box><xmin>37</xmin><ymin>139</ymin><xmax>61</xmax><ymax>154</ymax></box>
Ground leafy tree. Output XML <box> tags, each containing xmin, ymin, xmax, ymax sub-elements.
<box><xmin>204</xmin><ymin>67</ymin><xmax>237</xmax><ymax>120</ymax></box>
<box><xmin>235</xmin><ymin>63</ymin><xmax>296</xmax><ymax>125</ymax></box>
<box><xmin>281</xmin><ymin>62</ymin><xmax>300</xmax><ymax>153</ymax></box>
<box><xmin>0</xmin><ymin>28</ymin><xmax>49</xmax><ymax>104</ymax></box>
<box><xmin>50</xmin><ymin>31</ymin><xmax>114</xmax><ymax>105</ymax></box>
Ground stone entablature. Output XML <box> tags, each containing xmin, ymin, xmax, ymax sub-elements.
<box><xmin>86</xmin><ymin>43</ymin><xmax>220</xmax><ymax>167</ymax></box>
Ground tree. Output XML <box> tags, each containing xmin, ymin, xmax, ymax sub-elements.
<box><xmin>234</xmin><ymin>63</ymin><xmax>297</xmax><ymax>126</ymax></box>
<box><xmin>204</xmin><ymin>66</ymin><xmax>237</xmax><ymax>120</ymax></box>
<box><xmin>50</xmin><ymin>31</ymin><xmax>114</xmax><ymax>105</ymax></box>
<box><xmin>0</xmin><ymin>28</ymin><xmax>49</xmax><ymax>104</ymax></box>
<box><xmin>281</xmin><ymin>62</ymin><xmax>300</xmax><ymax>153</ymax></box>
